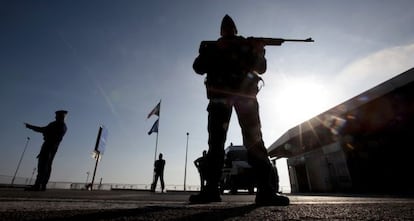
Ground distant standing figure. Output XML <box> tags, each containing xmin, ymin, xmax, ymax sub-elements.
<box><xmin>194</xmin><ymin>150</ymin><xmax>208</xmax><ymax>191</ymax></box>
<box><xmin>24</xmin><ymin>110</ymin><xmax>68</xmax><ymax>191</ymax></box>
<box><xmin>151</xmin><ymin>153</ymin><xmax>166</xmax><ymax>192</ymax></box>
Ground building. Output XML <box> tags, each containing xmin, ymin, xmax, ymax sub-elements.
<box><xmin>268</xmin><ymin>67</ymin><xmax>414</xmax><ymax>194</ymax></box>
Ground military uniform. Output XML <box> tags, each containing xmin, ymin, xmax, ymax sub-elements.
<box><xmin>190</xmin><ymin>15</ymin><xmax>289</xmax><ymax>206</ymax></box>
<box><xmin>151</xmin><ymin>153</ymin><xmax>165</xmax><ymax>192</ymax></box>
<box><xmin>25</xmin><ymin>110</ymin><xmax>67</xmax><ymax>191</ymax></box>
<box><xmin>194</xmin><ymin>150</ymin><xmax>208</xmax><ymax>191</ymax></box>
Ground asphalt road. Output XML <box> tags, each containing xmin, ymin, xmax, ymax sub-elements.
<box><xmin>0</xmin><ymin>188</ymin><xmax>413</xmax><ymax>220</ymax></box>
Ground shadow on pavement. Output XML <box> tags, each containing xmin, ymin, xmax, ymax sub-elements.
<box><xmin>21</xmin><ymin>204</ymin><xmax>270</xmax><ymax>221</ymax></box>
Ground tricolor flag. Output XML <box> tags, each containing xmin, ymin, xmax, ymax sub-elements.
<box><xmin>147</xmin><ymin>101</ymin><xmax>160</xmax><ymax>119</ymax></box>
<box><xmin>148</xmin><ymin>119</ymin><xmax>159</xmax><ymax>135</ymax></box>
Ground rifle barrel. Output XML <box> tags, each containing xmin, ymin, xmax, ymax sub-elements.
<box><xmin>284</xmin><ymin>38</ymin><xmax>314</xmax><ymax>42</ymax></box>
<box><xmin>258</xmin><ymin>37</ymin><xmax>313</xmax><ymax>42</ymax></box>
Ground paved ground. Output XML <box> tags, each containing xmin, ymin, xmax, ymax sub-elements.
<box><xmin>0</xmin><ymin>188</ymin><xmax>413</xmax><ymax>220</ymax></box>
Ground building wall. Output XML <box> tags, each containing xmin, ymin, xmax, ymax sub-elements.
<box><xmin>323</xmin><ymin>143</ymin><xmax>353</xmax><ymax>192</ymax></box>
<box><xmin>273</xmin><ymin>69</ymin><xmax>414</xmax><ymax>194</ymax></box>
<box><xmin>342</xmin><ymin>81</ymin><xmax>414</xmax><ymax>194</ymax></box>
<box><xmin>287</xmin><ymin>142</ymin><xmax>351</xmax><ymax>193</ymax></box>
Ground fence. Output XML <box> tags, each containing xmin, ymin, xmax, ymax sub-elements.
<box><xmin>0</xmin><ymin>174</ymin><xmax>290</xmax><ymax>193</ymax></box>
<box><xmin>0</xmin><ymin>174</ymin><xmax>200</xmax><ymax>191</ymax></box>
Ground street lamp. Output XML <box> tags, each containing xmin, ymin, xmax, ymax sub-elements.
<box><xmin>11</xmin><ymin>137</ymin><xmax>30</xmax><ymax>185</ymax></box>
<box><xmin>184</xmin><ymin>132</ymin><xmax>189</xmax><ymax>191</ymax></box>
<box><xmin>28</xmin><ymin>167</ymin><xmax>36</xmax><ymax>185</ymax></box>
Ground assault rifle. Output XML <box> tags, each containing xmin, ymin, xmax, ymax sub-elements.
<box><xmin>249</xmin><ymin>37</ymin><xmax>314</xmax><ymax>45</ymax></box>
<box><xmin>199</xmin><ymin>37</ymin><xmax>314</xmax><ymax>51</ymax></box>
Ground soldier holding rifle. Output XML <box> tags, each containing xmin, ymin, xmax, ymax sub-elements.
<box><xmin>190</xmin><ymin>14</ymin><xmax>312</xmax><ymax>205</ymax></box>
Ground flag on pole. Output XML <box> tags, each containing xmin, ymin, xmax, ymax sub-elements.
<box><xmin>148</xmin><ymin>119</ymin><xmax>159</xmax><ymax>135</ymax></box>
<box><xmin>147</xmin><ymin>101</ymin><xmax>160</xmax><ymax>119</ymax></box>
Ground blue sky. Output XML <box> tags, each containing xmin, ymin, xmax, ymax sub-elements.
<box><xmin>1</xmin><ymin>0</ymin><xmax>413</xmax><ymax>190</ymax></box>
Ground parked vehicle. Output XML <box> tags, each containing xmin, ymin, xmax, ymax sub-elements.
<box><xmin>219</xmin><ymin>145</ymin><xmax>256</xmax><ymax>194</ymax></box>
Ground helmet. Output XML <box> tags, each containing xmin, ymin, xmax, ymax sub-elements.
<box><xmin>220</xmin><ymin>14</ymin><xmax>237</xmax><ymax>36</ymax></box>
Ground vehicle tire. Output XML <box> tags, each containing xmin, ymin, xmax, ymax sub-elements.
<box><xmin>248</xmin><ymin>186</ymin><xmax>255</xmax><ymax>194</ymax></box>
<box><xmin>219</xmin><ymin>186</ymin><xmax>225</xmax><ymax>194</ymax></box>
<box><xmin>230</xmin><ymin>187</ymin><xmax>238</xmax><ymax>194</ymax></box>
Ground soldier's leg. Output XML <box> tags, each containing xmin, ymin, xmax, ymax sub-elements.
<box><xmin>35</xmin><ymin>154</ymin><xmax>48</xmax><ymax>188</ymax></box>
<box><xmin>41</xmin><ymin>152</ymin><xmax>55</xmax><ymax>190</ymax></box>
<box><xmin>270</xmin><ymin>163</ymin><xmax>280</xmax><ymax>193</ymax></box>
<box><xmin>199</xmin><ymin>172</ymin><xmax>204</xmax><ymax>191</ymax></box>
<box><xmin>205</xmin><ymin>100</ymin><xmax>232</xmax><ymax>193</ymax></box>
<box><xmin>154</xmin><ymin>174</ymin><xmax>159</xmax><ymax>187</ymax></box>
<box><xmin>234</xmin><ymin>98</ymin><xmax>272</xmax><ymax>191</ymax></box>
<box><xmin>151</xmin><ymin>174</ymin><xmax>159</xmax><ymax>192</ymax></box>
<box><xmin>234</xmin><ymin>98</ymin><xmax>289</xmax><ymax>205</ymax></box>
<box><xmin>160</xmin><ymin>173</ymin><xmax>165</xmax><ymax>191</ymax></box>
<box><xmin>189</xmin><ymin>100</ymin><xmax>232</xmax><ymax>203</ymax></box>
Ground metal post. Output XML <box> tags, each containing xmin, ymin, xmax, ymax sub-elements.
<box><xmin>28</xmin><ymin>167</ymin><xmax>36</xmax><ymax>185</ymax></box>
<box><xmin>184</xmin><ymin>132</ymin><xmax>189</xmax><ymax>191</ymax></box>
<box><xmin>91</xmin><ymin>151</ymin><xmax>100</xmax><ymax>190</ymax></box>
<box><xmin>11</xmin><ymin>137</ymin><xmax>30</xmax><ymax>185</ymax></box>
<box><xmin>90</xmin><ymin>126</ymin><xmax>103</xmax><ymax>190</ymax></box>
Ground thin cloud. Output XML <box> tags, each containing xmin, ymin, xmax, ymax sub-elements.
<box><xmin>336</xmin><ymin>43</ymin><xmax>414</xmax><ymax>93</ymax></box>
<box><xmin>58</xmin><ymin>30</ymin><xmax>121</xmax><ymax>122</ymax></box>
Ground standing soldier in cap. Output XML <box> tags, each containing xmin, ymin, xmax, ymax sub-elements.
<box><xmin>24</xmin><ymin>110</ymin><xmax>68</xmax><ymax>191</ymax></box>
<box><xmin>190</xmin><ymin>15</ymin><xmax>289</xmax><ymax>205</ymax></box>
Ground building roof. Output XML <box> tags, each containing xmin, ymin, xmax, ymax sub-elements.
<box><xmin>268</xmin><ymin>67</ymin><xmax>414</xmax><ymax>158</ymax></box>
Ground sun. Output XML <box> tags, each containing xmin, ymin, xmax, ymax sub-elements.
<box><xmin>274</xmin><ymin>76</ymin><xmax>332</xmax><ymax>126</ymax></box>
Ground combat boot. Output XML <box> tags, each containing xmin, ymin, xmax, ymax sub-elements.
<box><xmin>24</xmin><ymin>184</ymin><xmax>44</xmax><ymax>191</ymax></box>
<box><xmin>189</xmin><ymin>187</ymin><xmax>221</xmax><ymax>204</ymax></box>
<box><xmin>255</xmin><ymin>192</ymin><xmax>290</xmax><ymax>206</ymax></box>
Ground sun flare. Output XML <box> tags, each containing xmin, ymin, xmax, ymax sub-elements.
<box><xmin>275</xmin><ymin>77</ymin><xmax>332</xmax><ymax>126</ymax></box>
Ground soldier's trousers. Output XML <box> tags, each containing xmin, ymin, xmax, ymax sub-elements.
<box><xmin>206</xmin><ymin>96</ymin><xmax>277</xmax><ymax>194</ymax></box>
<box><xmin>152</xmin><ymin>173</ymin><xmax>165</xmax><ymax>191</ymax></box>
<box><xmin>35</xmin><ymin>145</ymin><xmax>57</xmax><ymax>188</ymax></box>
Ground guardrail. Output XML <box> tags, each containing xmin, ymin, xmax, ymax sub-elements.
<box><xmin>0</xmin><ymin>174</ymin><xmax>290</xmax><ymax>193</ymax></box>
<box><xmin>0</xmin><ymin>175</ymin><xmax>200</xmax><ymax>191</ymax></box>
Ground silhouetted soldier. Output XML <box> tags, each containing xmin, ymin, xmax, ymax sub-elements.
<box><xmin>24</xmin><ymin>110</ymin><xmax>68</xmax><ymax>191</ymax></box>
<box><xmin>189</xmin><ymin>15</ymin><xmax>289</xmax><ymax>205</ymax></box>
<box><xmin>194</xmin><ymin>150</ymin><xmax>208</xmax><ymax>191</ymax></box>
<box><xmin>151</xmin><ymin>153</ymin><xmax>166</xmax><ymax>192</ymax></box>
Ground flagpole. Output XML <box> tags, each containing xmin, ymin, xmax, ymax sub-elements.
<box><xmin>154</xmin><ymin>129</ymin><xmax>159</xmax><ymax>162</ymax></box>
<box><xmin>11</xmin><ymin>137</ymin><xmax>30</xmax><ymax>185</ymax></box>
<box><xmin>153</xmin><ymin>100</ymin><xmax>161</xmax><ymax>162</ymax></box>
